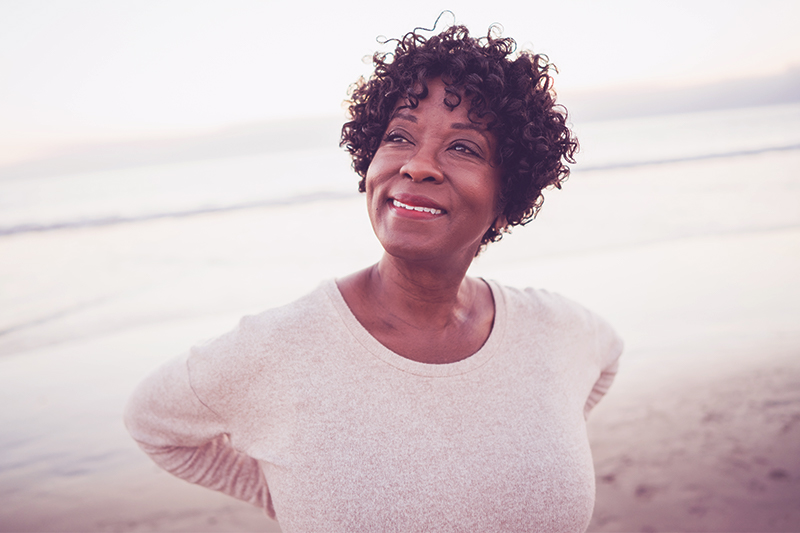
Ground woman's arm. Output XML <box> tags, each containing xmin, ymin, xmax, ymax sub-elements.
<box><xmin>583</xmin><ymin>314</ymin><xmax>624</xmax><ymax>418</ymax></box>
<box><xmin>584</xmin><ymin>358</ymin><xmax>620</xmax><ymax>418</ymax></box>
<box><xmin>124</xmin><ymin>353</ymin><xmax>271</xmax><ymax>510</ymax></box>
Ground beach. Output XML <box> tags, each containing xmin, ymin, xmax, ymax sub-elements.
<box><xmin>1</xmin><ymin>105</ymin><xmax>799</xmax><ymax>531</ymax></box>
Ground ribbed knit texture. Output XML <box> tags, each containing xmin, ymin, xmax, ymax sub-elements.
<box><xmin>125</xmin><ymin>279</ymin><xmax>622</xmax><ymax>532</ymax></box>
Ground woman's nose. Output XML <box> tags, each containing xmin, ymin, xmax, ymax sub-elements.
<box><xmin>400</xmin><ymin>146</ymin><xmax>444</xmax><ymax>183</ymax></box>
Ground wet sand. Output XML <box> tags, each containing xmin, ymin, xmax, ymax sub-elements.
<box><xmin>1</xmin><ymin>150</ymin><xmax>799</xmax><ymax>532</ymax></box>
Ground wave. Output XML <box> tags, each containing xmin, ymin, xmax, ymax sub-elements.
<box><xmin>0</xmin><ymin>190</ymin><xmax>355</xmax><ymax>237</ymax></box>
<box><xmin>576</xmin><ymin>143</ymin><xmax>800</xmax><ymax>172</ymax></box>
<box><xmin>2</xmin><ymin>143</ymin><xmax>799</xmax><ymax>238</ymax></box>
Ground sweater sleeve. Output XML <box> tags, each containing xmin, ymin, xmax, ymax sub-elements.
<box><xmin>583</xmin><ymin>314</ymin><xmax>624</xmax><ymax>418</ymax></box>
<box><xmin>123</xmin><ymin>352</ymin><xmax>272</xmax><ymax>512</ymax></box>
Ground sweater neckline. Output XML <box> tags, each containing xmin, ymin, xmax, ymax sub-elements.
<box><xmin>324</xmin><ymin>278</ymin><xmax>507</xmax><ymax>377</ymax></box>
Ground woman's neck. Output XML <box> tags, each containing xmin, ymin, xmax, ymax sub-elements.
<box><xmin>367</xmin><ymin>254</ymin><xmax>473</xmax><ymax>327</ymax></box>
<box><xmin>336</xmin><ymin>253</ymin><xmax>495</xmax><ymax>363</ymax></box>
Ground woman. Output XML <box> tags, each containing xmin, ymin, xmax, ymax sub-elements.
<box><xmin>125</xmin><ymin>23</ymin><xmax>622</xmax><ymax>533</ymax></box>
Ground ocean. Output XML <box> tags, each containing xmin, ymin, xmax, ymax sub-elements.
<box><xmin>2</xmin><ymin>102</ymin><xmax>799</xmax><ymax>236</ymax></box>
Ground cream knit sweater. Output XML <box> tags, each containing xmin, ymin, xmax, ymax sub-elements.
<box><xmin>124</xmin><ymin>279</ymin><xmax>622</xmax><ymax>532</ymax></box>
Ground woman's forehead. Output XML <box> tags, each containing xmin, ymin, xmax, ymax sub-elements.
<box><xmin>393</xmin><ymin>78</ymin><xmax>492</xmax><ymax>126</ymax></box>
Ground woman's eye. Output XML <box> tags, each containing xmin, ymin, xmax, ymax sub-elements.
<box><xmin>384</xmin><ymin>132</ymin><xmax>409</xmax><ymax>143</ymax></box>
<box><xmin>451</xmin><ymin>143</ymin><xmax>479</xmax><ymax>156</ymax></box>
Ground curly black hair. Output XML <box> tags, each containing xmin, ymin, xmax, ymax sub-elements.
<box><xmin>340</xmin><ymin>22</ymin><xmax>578</xmax><ymax>246</ymax></box>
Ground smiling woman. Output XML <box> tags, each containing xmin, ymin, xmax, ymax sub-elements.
<box><xmin>366</xmin><ymin>80</ymin><xmax>503</xmax><ymax>260</ymax></box>
<box><xmin>342</xmin><ymin>25</ymin><xmax>577</xmax><ymax>247</ymax></box>
<box><xmin>124</xmin><ymin>21</ymin><xmax>622</xmax><ymax>533</ymax></box>
<box><xmin>338</xmin><ymin>79</ymin><xmax>505</xmax><ymax>364</ymax></box>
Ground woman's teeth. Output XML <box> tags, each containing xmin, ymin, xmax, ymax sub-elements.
<box><xmin>392</xmin><ymin>199</ymin><xmax>443</xmax><ymax>215</ymax></box>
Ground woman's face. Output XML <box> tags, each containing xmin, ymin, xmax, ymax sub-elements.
<box><xmin>365</xmin><ymin>78</ymin><xmax>504</xmax><ymax>263</ymax></box>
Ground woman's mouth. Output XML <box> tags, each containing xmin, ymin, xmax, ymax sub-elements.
<box><xmin>391</xmin><ymin>198</ymin><xmax>445</xmax><ymax>215</ymax></box>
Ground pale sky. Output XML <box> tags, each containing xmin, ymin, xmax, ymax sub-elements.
<box><xmin>1</xmin><ymin>0</ymin><xmax>799</xmax><ymax>164</ymax></box>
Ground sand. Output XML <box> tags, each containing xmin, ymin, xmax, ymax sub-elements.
<box><xmin>588</xmin><ymin>333</ymin><xmax>800</xmax><ymax>532</ymax></box>
<box><xmin>1</xmin><ymin>149</ymin><xmax>799</xmax><ymax>532</ymax></box>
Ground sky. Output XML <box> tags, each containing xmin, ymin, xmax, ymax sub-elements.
<box><xmin>1</xmin><ymin>0</ymin><xmax>799</xmax><ymax>165</ymax></box>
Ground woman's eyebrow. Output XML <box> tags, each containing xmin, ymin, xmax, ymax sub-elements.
<box><xmin>388</xmin><ymin>112</ymin><xmax>491</xmax><ymax>145</ymax></box>
<box><xmin>390</xmin><ymin>110</ymin><xmax>418</xmax><ymax>123</ymax></box>
<box><xmin>450</xmin><ymin>122</ymin><xmax>491</xmax><ymax>144</ymax></box>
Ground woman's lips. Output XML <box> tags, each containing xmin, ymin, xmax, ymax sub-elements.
<box><xmin>391</xmin><ymin>198</ymin><xmax>444</xmax><ymax>215</ymax></box>
<box><xmin>389</xmin><ymin>194</ymin><xmax>447</xmax><ymax>218</ymax></box>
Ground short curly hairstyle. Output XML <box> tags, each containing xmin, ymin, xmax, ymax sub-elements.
<box><xmin>340</xmin><ymin>22</ymin><xmax>578</xmax><ymax>246</ymax></box>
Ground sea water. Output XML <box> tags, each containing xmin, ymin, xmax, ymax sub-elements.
<box><xmin>1</xmin><ymin>102</ymin><xmax>799</xmax><ymax>235</ymax></box>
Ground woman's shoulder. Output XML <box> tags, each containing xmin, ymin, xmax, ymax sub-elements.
<box><xmin>186</xmin><ymin>281</ymin><xmax>342</xmax><ymax>385</ymax></box>
<box><xmin>493</xmin><ymin>282</ymin><xmax>591</xmax><ymax>323</ymax></box>
<box><xmin>491</xmin><ymin>281</ymin><xmax>623</xmax><ymax>366</ymax></box>
<box><xmin>175</xmin><ymin>280</ymin><xmax>356</xmax><ymax>417</ymax></box>
<box><xmin>235</xmin><ymin>280</ymin><xmax>339</xmax><ymax>343</ymax></box>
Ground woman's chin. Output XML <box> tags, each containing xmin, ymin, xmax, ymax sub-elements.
<box><xmin>378</xmin><ymin>237</ymin><xmax>480</xmax><ymax>267</ymax></box>
<box><xmin>381</xmin><ymin>240</ymin><xmax>442</xmax><ymax>262</ymax></box>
